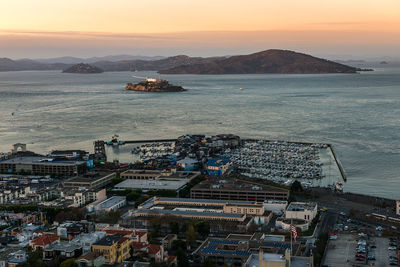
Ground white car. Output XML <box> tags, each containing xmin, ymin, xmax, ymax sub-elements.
<box><xmin>376</xmin><ymin>226</ymin><xmax>383</xmax><ymax>231</ymax></box>
<box><xmin>388</xmin><ymin>246</ymin><xmax>397</xmax><ymax>250</ymax></box>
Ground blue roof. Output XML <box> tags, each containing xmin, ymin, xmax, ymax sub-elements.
<box><xmin>157</xmin><ymin>197</ymin><xmax>253</xmax><ymax>205</ymax></box>
<box><xmin>201</xmin><ymin>245</ymin><xmax>251</xmax><ymax>257</ymax></box>
<box><xmin>206</xmin><ymin>158</ymin><xmax>231</xmax><ymax>167</ymax></box>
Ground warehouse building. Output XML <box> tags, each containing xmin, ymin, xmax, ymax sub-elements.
<box><xmin>190</xmin><ymin>178</ymin><xmax>289</xmax><ymax>201</ymax></box>
<box><xmin>0</xmin><ymin>156</ymin><xmax>86</xmax><ymax>176</ymax></box>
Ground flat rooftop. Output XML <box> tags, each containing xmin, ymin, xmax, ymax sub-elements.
<box><xmin>192</xmin><ymin>178</ymin><xmax>289</xmax><ymax>193</ymax></box>
<box><xmin>64</xmin><ymin>172</ymin><xmax>115</xmax><ymax>183</ymax></box>
<box><xmin>287</xmin><ymin>202</ymin><xmax>317</xmax><ymax>211</ymax></box>
<box><xmin>121</xmin><ymin>169</ymin><xmax>200</xmax><ymax>180</ymax></box>
<box><xmin>97</xmin><ymin>196</ymin><xmax>125</xmax><ymax>209</ymax></box>
<box><xmin>156</xmin><ymin>197</ymin><xmax>259</xmax><ymax>206</ymax></box>
<box><xmin>0</xmin><ymin>156</ymin><xmax>85</xmax><ymax>166</ymax></box>
<box><xmin>135</xmin><ymin>208</ymin><xmax>246</xmax><ymax>219</ymax></box>
<box><xmin>115</xmin><ymin>179</ymin><xmax>188</xmax><ymax>191</ymax></box>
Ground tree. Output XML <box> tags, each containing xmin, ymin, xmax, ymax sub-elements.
<box><xmin>202</xmin><ymin>257</ymin><xmax>217</xmax><ymax>267</ymax></box>
<box><xmin>170</xmin><ymin>221</ymin><xmax>180</xmax><ymax>234</ymax></box>
<box><xmin>126</xmin><ymin>190</ymin><xmax>142</xmax><ymax>202</ymax></box>
<box><xmin>195</xmin><ymin>221</ymin><xmax>210</xmax><ymax>238</ymax></box>
<box><xmin>172</xmin><ymin>239</ymin><xmax>187</xmax><ymax>251</ymax></box>
<box><xmin>17</xmin><ymin>249</ymin><xmax>45</xmax><ymax>267</ymax></box>
<box><xmin>176</xmin><ymin>248</ymin><xmax>190</xmax><ymax>267</ymax></box>
<box><xmin>290</xmin><ymin>180</ymin><xmax>303</xmax><ymax>193</ymax></box>
<box><xmin>59</xmin><ymin>259</ymin><xmax>78</xmax><ymax>267</ymax></box>
<box><xmin>185</xmin><ymin>225</ymin><xmax>196</xmax><ymax>247</ymax></box>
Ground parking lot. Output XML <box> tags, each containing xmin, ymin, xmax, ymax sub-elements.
<box><xmin>323</xmin><ymin>234</ymin><xmax>397</xmax><ymax>267</ymax></box>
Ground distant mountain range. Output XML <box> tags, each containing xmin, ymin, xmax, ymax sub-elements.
<box><xmin>0</xmin><ymin>50</ymin><xmax>372</xmax><ymax>74</ymax></box>
<box><xmin>35</xmin><ymin>55</ymin><xmax>166</xmax><ymax>64</ymax></box>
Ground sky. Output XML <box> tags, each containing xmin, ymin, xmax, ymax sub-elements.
<box><xmin>1</xmin><ymin>0</ymin><xmax>400</xmax><ymax>59</ymax></box>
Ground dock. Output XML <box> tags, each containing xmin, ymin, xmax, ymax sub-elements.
<box><xmin>124</xmin><ymin>139</ymin><xmax>176</xmax><ymax>144</ymax></box>
<box><xmin>328</xmin><ymin>144</ymin><xmax>347</xmax><ymax>182</ymax></box>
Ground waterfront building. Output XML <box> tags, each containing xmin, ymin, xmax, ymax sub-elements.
<box><xmin>190</xmin><ymin>178</ymin><xmax>289</xmax><ymax>201</ymax></box>
<box><xmin>0</xmin><ymin>156</ymin><xmax>86</xmax><ymax>176</ymax></box>
<box><xmin>205</xmin><ymin>158</ymin><xmax>232</xmax><ymax>176</ymax></box>
<box><xmin>396</xmin><ymin>200</ymin><xmax>400</xmax><ymax>216</ymax></box>
<box><xmin>176</xmin><ymin>157</ymin><xmax>199</xmax><ymax>171</ymax></box>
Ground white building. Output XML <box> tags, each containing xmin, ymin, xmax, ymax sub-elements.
<box><xmin>263</xmin><ymin>200</ymin><xmax>288</xmax><ymax>214</ymax></box>
<box><xmin>396</xmin><ymin>200</ymin><xmax>400</xmax><ymax>216</ymax></box>
<box><xmin>285</xmin><ymin>202</ymin><xmax>317</xmax><ymax>222</ymax></box>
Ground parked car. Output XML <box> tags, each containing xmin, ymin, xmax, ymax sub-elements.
<box><xmin>388</xmin><ymin>246</ymin><xmax>397</xmax><ymax>250</ymax></box>
<box><xmin>367</xmin><ymin>254</ymin><xmax>375</xmax><ymax>260</ymax></box>
<box><xmin>329</xmin><ymin>235</ymin><xmax>337</xmax><ymax>240</ymax></box>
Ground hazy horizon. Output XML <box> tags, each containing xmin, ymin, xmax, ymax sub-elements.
<box><xmin>1</xmin><ymin>0</ymin><xmax>400</xmax><ymax>60</ymax></box>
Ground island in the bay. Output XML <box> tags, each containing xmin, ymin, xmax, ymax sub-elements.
<box><xmin>62</xmin><ymin>63</ymin><xmax>104</xmax><ymax>74</ymax></box>
<box><xmin>126</xmin><ymin>77</ymin><xmax>185</xmax><ymax>92</ymax></box>
<box><xmin>1</xmin><ymin>49</ymin><xmax>375</xmax><ymax>74</ymax></box>
<box><xmin>159</xmin><ymin>49</ymin><xmax>366</xmax><ymax>74</ymax></box>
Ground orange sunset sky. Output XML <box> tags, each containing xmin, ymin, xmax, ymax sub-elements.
<box><xmin>1</xmin><ymin>0</ymin><xmax>400</xmax><ymax>59</ymax></box>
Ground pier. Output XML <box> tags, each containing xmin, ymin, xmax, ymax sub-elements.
<box><xmin>124</xmin><ymin>139</ymin><xmax>176</xmax><ymax>144</ymax></box>
<box><xmin>328</xmin><ymin>144</ymin><xmax>347</xmax><ymax>182</ymax></box>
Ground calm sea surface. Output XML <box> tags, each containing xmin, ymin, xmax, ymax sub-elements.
<box><xmin>0</xmin><ymin>69</ymin><xmax>399</xmax><ymax>198</ymax></box>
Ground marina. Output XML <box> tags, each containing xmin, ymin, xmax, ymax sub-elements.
<box><xmin>104</xmin><ymin>135</ymin><xmax>345</xmax><ymax>190</ymax></box>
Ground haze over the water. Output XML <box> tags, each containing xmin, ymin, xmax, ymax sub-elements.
<box><xmin>1</xmin><ymin>0</ymin><xmax>400</xmax><ymax>60</ymax></box>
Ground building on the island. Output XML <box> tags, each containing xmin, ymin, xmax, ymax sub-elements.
<box><xmin>191</xmin><ymin>178</ymin><xmax>289</xmax><ymax>201</ymax></box>
<box><xmin>0</xmin><ymin>156</ymin><xmax>86</xmax><ymax>176</ymax></box>
<box><xmin>285</xmin><ymin>202</ymin><xmax>318</xmax><ymax>222</ymax></box>
<box><xmin>76</xmin><ymin>252</ymin><xmax>105</xmax><ymax>267</ymax></box>
<box><xmin>92</xmin><ymin>234</ymin><xmax>133</xmax><ymax>264</ymax></box>
<box><xmin>63</xmin><ymin>172</ymin><xmax>116</xmax><ymax>189</ymax></box>
<box><xmin>205</xmin><ymin>158</ymin><xmax>232</xmax><ymax>176</ymax></box>
<box><xmin>93</xmin><ymin>196</ymin><xmax>126</xmax><ymax>212</ymax></box>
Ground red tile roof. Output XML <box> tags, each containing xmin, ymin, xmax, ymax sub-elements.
<box><xmin>31</xmin><ymin>234</ymin><xmax>59</xmax><ymax>247</ymax></box>
<box><xmin>147</xmin><ymin>244</ymin><xmax>161</xmax><ymax>255</ymax></box>
<box><xmin>132</xmin><ymin>241</ymin><xmax>148</xmax><ymax>251</ymax></box>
